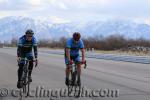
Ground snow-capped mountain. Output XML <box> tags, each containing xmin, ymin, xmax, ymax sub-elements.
<box><xmin>0</xmin><ymin>16</ymin><xmax>150</xmax><ymax>42</ymax></box>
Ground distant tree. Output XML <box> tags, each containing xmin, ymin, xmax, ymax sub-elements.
<box><xmin>11</xmin><ymin>37</ymin><xmax>18</xmax><ymax>46</ymax></box>
<box><xmin>59</xmin><ymin>37</ymin><xmax>67</xmax><ymax>47</ymax></box>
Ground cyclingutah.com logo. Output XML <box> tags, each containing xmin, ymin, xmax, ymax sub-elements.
<box><xmin>0</xmin><ymin>86</ymin><xmax>119</xmax><ymax>99</ymax></box>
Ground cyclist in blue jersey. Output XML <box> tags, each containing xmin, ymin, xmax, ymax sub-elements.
<box><xmin>64</xmin><ymin>32</ymin><xmax>86</xmax><ymax>86</ymax></box>
<box><xmin>17</xmin><ymin>29</ymin><xmax>38</xmax><ymax>88</ymax></box>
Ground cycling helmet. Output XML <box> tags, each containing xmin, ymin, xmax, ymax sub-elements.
<box><xmin>25</xmin><ymin>29</ymin><xmax>34</xmax><ymax>35</ymax></box>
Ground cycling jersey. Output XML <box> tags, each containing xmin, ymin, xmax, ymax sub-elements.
<box><xmin>17</xmin><ymin>35</ymin><xmax>38</xmax><ymax>58</ymax></box>
<box><xmin>65</xmin><ymin>38</ymin><xmax>84</xmax><ymax>65</ymax></box>
<box><xmin>65</xmin><ymin>38</ymin><xmax>84</xmax><ymax>57</ymax></box>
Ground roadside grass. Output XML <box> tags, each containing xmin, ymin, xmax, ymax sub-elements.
<box><xmin>94</xmin><ymin>50</ymin><xmax>150</xmax><ymax>56</ymax></box>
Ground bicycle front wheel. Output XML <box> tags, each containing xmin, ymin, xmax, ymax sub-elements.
<box><xmin>74</xmin><ymin>72</ymin><xmax>81</xmax><ymax>97</ymax></box>
<box><xmin>68</xmin><ymin>70</ymin><xmax>73</xmax><ymax>96</ymax></box>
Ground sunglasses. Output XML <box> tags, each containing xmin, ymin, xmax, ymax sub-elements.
<box><xmin>27</xmin><ymin>35</ymin><xmax>33</xmax><ymax>37</ymax></box>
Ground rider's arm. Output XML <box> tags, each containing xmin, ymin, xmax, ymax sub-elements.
<box><xmin>66</xmin><ymin>48</ymin><xmax>71</xmax><ymax>61</ymax></box>
<box><xmin>65</xmin><ymin>39</ymin><xmax>71</xmax><ymax>61</ymax></box>
<box><xmin>17</xmin><ymin>46</ymin><xmax>21</xmax><ymax>57</ymax></box>
<box><xmin>33</xmin><ymin>37</ymin><xmax>38</xmax><ymax>58</ymax></box>
<box><xmin>33</xmin><ymin>46</ymin><xmax>38</xmax><ymax>58</ymax></box>
<box><xmin>17</xmin><ymin>38</ymin><xmax>23</xmax><ymax>57</ymax></box>
<box><xmin>79</xmin><ymin>40</ymin><xmax>85</xmax><ymax>62</ymax></box>
<box><xmin>81</xmin><ymin>48</ymin><xmax>85</xmax><ymax>62</ymax></box>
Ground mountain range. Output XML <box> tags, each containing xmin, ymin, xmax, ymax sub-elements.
<box><xmin>0</xmin><ymin>16</ymin><xmax>150</xmax><ymax>42</ymax></box>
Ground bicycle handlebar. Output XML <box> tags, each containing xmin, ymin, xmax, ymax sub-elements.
<box><xmin>70</xmin><ymin>60</ymin><xmax>87</xmax><ymax>69</ymax></box>
<box><xmin>18</xmin><ymin>58</ymin><xmax>38</xmax><ymax>67</ymax></box>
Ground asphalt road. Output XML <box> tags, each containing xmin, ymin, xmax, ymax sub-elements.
<box><xmin>0</xmin><ymin>47</ymin><xmax>150</xmax><ymax>100</ymax></box>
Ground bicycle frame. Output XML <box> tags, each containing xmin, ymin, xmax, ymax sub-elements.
<box><xmin>68</xmin><ymin>61</ymin><xmax>87</xmax><ymax>97</ymax></box>
<box><xmin>22</xmin><ymin>59</ymin><xmax>29</xmax><ymax>83</ymax></box>
<box><xmin>19</xmin><ymin>58</ymin><xmax>36</xmax><ymax>97</ymax></box>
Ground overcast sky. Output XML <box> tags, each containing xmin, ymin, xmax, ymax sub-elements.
<box><xmin>0</xmin><ymin>0</ymin><xmax>150</xmax><ymax>24</ymax></box>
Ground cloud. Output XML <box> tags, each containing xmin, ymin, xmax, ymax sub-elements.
<box><xmin>49</xmin><ymin>16</ymin><xmax>70</xmax><ymax>23</ymax></box>
<box><xmin>0</xmin><ymin>0</ymin><xmax>8</xmax><ymax>3</ymax></box>
<box><xmin>134</xmin><ymin>18</ymin><xmax>150</xmax><ymax>25</ymax></box>
<box><xmin>0</xmin><ymin>0</ymin><xmax>150</xmax><ymax>23</ymax></box>
<box><xmin>28</xmin><ymin>0</ymin><xmax>41</xmax><ymax>6</ymax></box>
<box><xmin>57</xmin><ymin>2</ymin><xmax>68</xmax><ymax>10</ymax></box>
<box><xmin>144</xmin><ymin>19</ymin><xmax>150</xmax><ymax>25</ymax></box>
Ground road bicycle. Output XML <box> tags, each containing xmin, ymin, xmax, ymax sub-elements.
<box><xmin>67</xmin><ymin>60</ymin><xmax>87</xmax><ymax>97</ymax></box>
<box><xmin>18</xmin><ymin>58</ymin><xmax>37</xmax><ymax>97</ymax></box>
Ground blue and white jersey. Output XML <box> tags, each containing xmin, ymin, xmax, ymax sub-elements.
<box><xmin>17</xmin><ymin>35</ymin><xmax>38</xmax><ymax>58</ymax></box>
<box><xmin>65</xmin><ymin>38</ymin><xmax>84</xmax><ymax>57</ymax></box>
<box><xmin>18</xmin><ymin>35</ymin><xmax>37</xmax><ymax>47</ymax></box>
